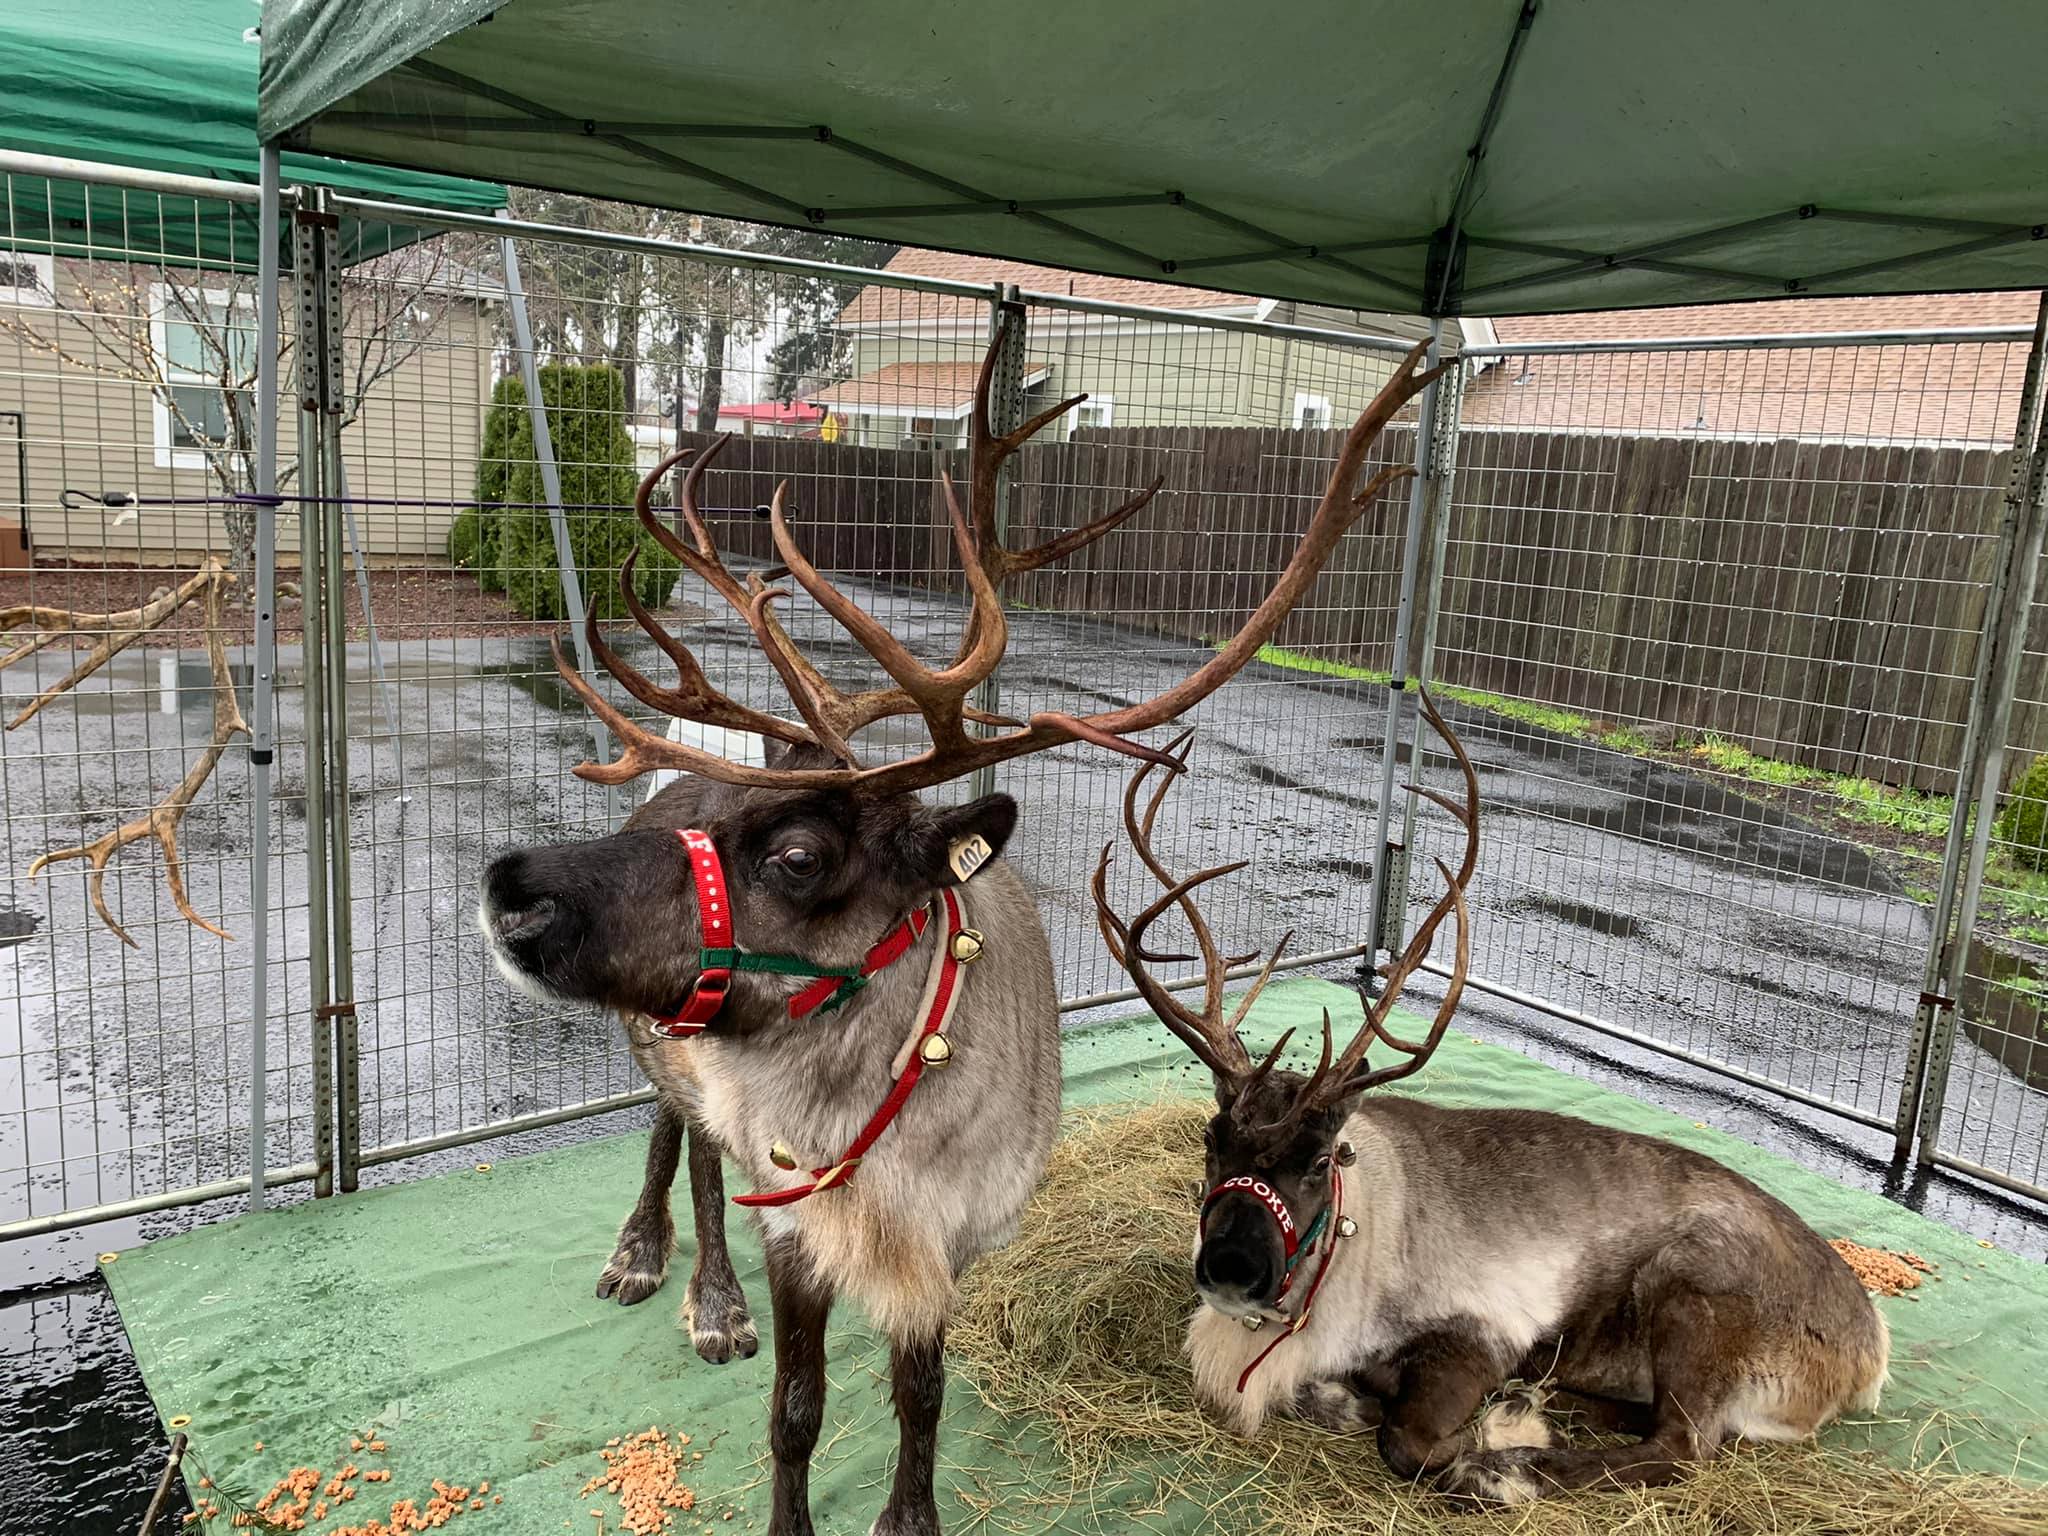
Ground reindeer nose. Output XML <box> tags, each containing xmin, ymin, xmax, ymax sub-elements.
<box><xmin>483</xmin><ymin>850</ymin><xmax>558</xmax><ymax>945</ymax></box>
<box><xmin>1196</xmin><ymin>1238</ymin><xmax>1274</xmax><ymax>1300</ymax></box>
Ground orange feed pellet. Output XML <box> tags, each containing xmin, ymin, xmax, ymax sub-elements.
<box><xmin>580</xmin><ymin>1428</ymin><xmax>698</xmax><ymax>1536</ymax></box>
<box><xmin>1830</xmin><ymin>1238</ymin><xmax>1937</xmax><ymax>1296</ymax></box>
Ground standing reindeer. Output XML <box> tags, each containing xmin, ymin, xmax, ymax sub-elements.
<box><xmin>1093</xmin><ymin>694</ymin><xmax>1889</xmax><ymax>1506</ymax></box>
<box><xmin>478</xmin><ymin>328</ymin><xmax>1444</xmax><ymax>1536</ymax></box>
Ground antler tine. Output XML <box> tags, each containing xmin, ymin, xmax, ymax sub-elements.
<box><xmin>25</xmin><ymin>566</ymin><xmax>248</xmax><ymax>945</ymax></box>
<box><xmin>586</xmin><ymin>550</ymin><xmax>814</xmax><ymax>748</ymax></box>
<box><xmin>1301</xmin><ymin>685</ymin><xmax>1481</xmax><ymax>1110</ymax></box>
<box><xmin>557</xmin><ymin>333</ymin><xmax>1444</xmax><ymax>800</ymax></box>
<box><xmin>1091</xmin><ymin>842</ymin><xmax>1249</xmax><ymax>1079</ymax></box>
<box><xmin>1346</xmin><ymin>858</ymin><xmax>1469</xmax><ymax>1094</ymax></box>
<box><xmin>778</xmin><ymin>469</ymin><xmax>1009</xmax><ymax>750</ymax></box>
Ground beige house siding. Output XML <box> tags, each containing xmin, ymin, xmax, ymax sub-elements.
<box><xmin>833</xmin><ymin>303</ymin><xmax>1420</xmax><ymax>445</ymax></box>
<box><xmin>1</xmin><ymin>258</ymin><xmax>494</xmax><ymax>564</ymax></box>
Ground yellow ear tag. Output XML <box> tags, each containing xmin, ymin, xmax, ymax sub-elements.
<box><xmin>947</xmin><ymin>833</ymin><xmax>993</xmax><ymax>882</ymax></box>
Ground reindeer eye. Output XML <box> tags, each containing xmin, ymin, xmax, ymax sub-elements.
<box><xmin>778</xmin><ymin>846</ymin><xmax>820</xmax><ymax>878</ymax></box>
<box><xmin>1312</xmin><ymin>1154</ymin><xmax>1333</xmax><ymax>1175</ymax></box>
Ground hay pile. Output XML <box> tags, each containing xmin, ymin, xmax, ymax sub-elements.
<box><xmin>951</xmin><ymin>1099</ymin><xmax>2048</xmax><ymax>1536</ymax></box>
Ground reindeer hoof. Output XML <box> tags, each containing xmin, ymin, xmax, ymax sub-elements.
<box><xmin>1474</xmin><ymin>1385</ymin><xmax>1555</xmax><ymax>1453</ymax></box>
<box><xmin>596</xmin><ymin>1218</ymin><xmax>674</xmax><ymax>1305</ymax></box>
<box><xmin>595</xmin><ymin>1257</ymin><xmax>669</xmax><ymax>1306</ymax></box>
<box><xmin>683</xmin><ymin>1280</ymin><xmax>759</xmax><ymax>1365</ymax></box>
<box><xmin>869</xmin><ymin>1502</ymin><xmax>941</xmax><ymax>1536</ymax></box>
<box><xmin>1443</xmin><ymin>1447</ymin><xmax>1547</xmax><ymax>1507</ymax></box>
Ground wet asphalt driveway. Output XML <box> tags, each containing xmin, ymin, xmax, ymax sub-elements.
<box><xmin>3</xmin><ymin>567</ymin><xmax>2045</xmax><ymax>1532</ymax></box>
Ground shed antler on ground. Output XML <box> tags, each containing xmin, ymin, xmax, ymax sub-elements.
<box><xmin>5</xmin><ymin>556</ymin><xmax>247</xmax><ymax>944</ymax></box>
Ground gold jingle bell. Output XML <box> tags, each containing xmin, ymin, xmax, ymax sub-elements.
<box><xmin>950</xmin><ymin>928</ymin><xmax>985</xmax><ymax>963</ymax></box>
<box><xmin>769</xmin><ymin>1142</ymin><xmax>799</xmax><ymax>1171</ymax></box>
<box><xmin>1240</xmin><ymin>1314</ymin><xmax>1266</xmax><ymax>1332</ymax></box>
<box><xmin>919</xmin><ymin>1032</ymin><xmax>955</xmax><ymax>1067</ymax></box>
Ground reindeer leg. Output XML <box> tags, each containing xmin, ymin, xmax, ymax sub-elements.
<box><xmin>1446</xmin><ymin>1291</ymin><xmax>1733</xmax><ymax>1505</ymax></box>
<box><xmin>1374</xmin><ymin>1331</ymin><xmax>1516</xmax><ymax>1483</ymax></box>
<box><xmin>764</xmin><ymin>1237</ymin><xmax>835</xmax><ymax>1536</ymax></box>
<box><xmin>681</xmin><ymin>1118</ymin><xmax>757</xmax><ymax>1363</ymax></box>
<box><xmin>871</xmin><ymin>1325</ymin><xmax>946</xmax><ymax>1536</ymax></box>
<box><xmin>596</xmin><ymin>1097</ymin><xmax>682</xmax><ymax>1305</ymax></box>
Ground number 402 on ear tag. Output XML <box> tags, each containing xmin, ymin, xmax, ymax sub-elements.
<box><xmin>948</xmin><ymin>834</ymin><xmax>993</xmax><ymax>882</ymax></box>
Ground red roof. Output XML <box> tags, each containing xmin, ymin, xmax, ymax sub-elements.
<box><xmin>715</xmin><ymin>401</ymin><xmax>825</xmax><ymax>424</ymax></box>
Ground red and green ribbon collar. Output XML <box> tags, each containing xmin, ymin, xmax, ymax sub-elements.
<box><xmin>647</xmin><ymin>828</ymin><xmax>929</xmax><ymax>1037</ymax></box>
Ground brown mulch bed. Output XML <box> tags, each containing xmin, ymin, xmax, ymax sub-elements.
<box><xmin>1</xmin><ymin>559</ymin><xmax>552</xmax><ymax>648</ymax></box>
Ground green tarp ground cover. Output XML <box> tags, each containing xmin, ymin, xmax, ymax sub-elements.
<box><xmin>106</xmin><ymin>979</ymin><xmax>2048</xmax><ymax>1535</ymax></box>
<box><xmin>0</xmin><ymin>0</ymin><xmax>503</xmax><ymax>266</ymax></box>
<box><xmin>258</xmin><ymin>0</ymin><xmax>2048</xmax><ymax>316</ymax></box>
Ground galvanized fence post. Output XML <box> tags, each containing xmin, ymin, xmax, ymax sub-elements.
<box><xmin>1910</xmin><ymin>294</ymin><xmax>2048</xmax><ymax>1171</ymax></box>
<box><xmin>247</xmin><ymin>147</ymin><xmax>283</xmax><ymax>1209</ymax></box>
<box><xmin>497</xmin><ymin>214</ymin><xmax>617</xmax><ymax>825</ymax></box>
<box><xmin>1362</xmin><ymin>318</ymin><xmax>1446</xmax><ymax>973</ymax></box>
<box><xmin>1397</xmin><ymin>352</ymin><xmax>1467</xmax><ymax>871</ymax></box>
<box><xmin>290</xmin><ymin>199</ymin><xmax>336</xmax><ymax>1199</ymax></box>
<box><xmin>1893</xmin><ymin>298</ymin><xmax>2048</xmax><ymax>1156</ymax></box>
<box><xmin>310</xmin><ymin>188</ymin><xmax>362</xmax><ymax>1194</ymax></box>
<box><xmin>969</xmin><ymin>284</ymin><xmax>1025</xmax><ymax>802</ymax></box>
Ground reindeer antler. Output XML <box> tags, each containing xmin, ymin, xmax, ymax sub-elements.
<box><xmin>8</xmin><ymin>558</ymin><xmax>250</xmax><ymax>945</ymax></box>
<box><xmin>555</xmin><ymin>327</ymin><xmax>1444</xmax><ymax>797</ymax></box>
<box><xmin>1094</xmin><ymin>689</ymin><xmax>1480</xmax><ymax>1120</ymax></box>
<box><xmin>1089</xmin><ymin>732</ymin><xmax>1290</xmax><ymax>1081</ymax></box>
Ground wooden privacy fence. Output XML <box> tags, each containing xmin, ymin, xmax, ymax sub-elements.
<box><xmin>668</xmin><ymin>425</ymin><xmax>2041</xmax><ymax>794</ymax></box>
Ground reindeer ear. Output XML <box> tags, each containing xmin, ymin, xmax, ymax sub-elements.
<box><xmin>905</xmin><ymin>793</ymin><xmax>1019</xmax><ymax>888</ymax></box>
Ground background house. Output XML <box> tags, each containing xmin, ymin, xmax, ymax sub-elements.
<box><xmin>1</xmin><ymin>248</ymin><xmax>499</xmax><ymax>561</ymax></box>
<box><xmin>816</xmin><ymin>249</ymin><xmax>1449</xmax><ymax>448</ymax></box>
<box><xmin>1460</xmin><ymin>291</ymin><xmax>2041</xmax><ymax>443</ymax></box>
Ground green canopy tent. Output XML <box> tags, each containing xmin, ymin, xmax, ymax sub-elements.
<box><xmin>0</xmin><ymin>0</ymin><xmax>504</xmax><ymax>265</ymax></box>
<box><xmin>251</xmin><ymin>0</ymin><xmax>2048</xmax><ymax>1173</ymax></box>
<box><xmin>256</xmin><ymin>0</ymin><xmax>2048</xmax><ymax>317</ymax></box>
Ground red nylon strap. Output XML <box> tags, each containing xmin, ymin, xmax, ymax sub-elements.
<box><xmin>647</xmin><ymin>829</ymin><xmax>733</xmax><ymax>1038</ymax></box>
<box><xmin>1203</xmin><ymin>1174</ymin><xmax>1303</xmax><ymax>1270</ymax></box>
<box><xmin>1234</xmin><ymin>1165</ymin><xmax>1344</xmax><ymax>1394</ymax></box>
<box><xmin>785</xmin><ymin>906</ymin><xmax>931</xmax><ymax>1019</ymax></box>
<box><xmin>733</xmin><ymin>888</ymin><xmax>963</xmax><ymax>1209</ymax></box>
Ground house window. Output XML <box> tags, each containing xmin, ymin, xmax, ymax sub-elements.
<box><xmin>0</xmin><ymin>252</ymin><xmax>54</xmax><ymax>307</ymax></box>
<box><xmin>153</xmin><ymin>287</ymin><xmax>258</xmax><ymax>469</ymax></box>
<box><xmin>1069</xmin><ymin>395</ymin><xmax>1115</xmax><ymax>438</ymax></box>
<box><xmin>1292</xmin><ymin>391</ymin><xmax>1333</xmax><ymax>430</ymax></box>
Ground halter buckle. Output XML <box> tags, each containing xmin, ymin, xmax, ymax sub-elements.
<box><xmin>651</xmin><ymin>968</ymin><xmax>729</xmax><ymax>1036</ymax></box>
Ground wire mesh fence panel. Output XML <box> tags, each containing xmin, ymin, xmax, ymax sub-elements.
<box><xmin>0</xmin><ymin>172</ymin><xmax>320</xmax><ymax>1232</ymax></box>
<box><xmin>1431</xmin><ymin>333</ymin><xmax>2036</xmax><ymax>1128</ymax></box>
<box><xmin>325</xmin><ymin>206</ymin><xmax>1434</xmax><ymax>1166</ymax></box>
<box><xmin>1936</xmin><ymin>571</ymin><xmax>2048</xmax><ymax>1197</ymax></box>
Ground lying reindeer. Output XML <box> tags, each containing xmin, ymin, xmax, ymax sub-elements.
<box><xmin>1093</xmin><ymin>696</ymin><xmax>1889</xmax><ymax>1506</ymax></box>
<box><xmin>479</xmin><ymin>326</ymin><xmax>1443</xmax><ymax>1536</ymax></box>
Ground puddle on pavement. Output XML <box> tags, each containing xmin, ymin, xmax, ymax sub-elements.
<box><xmin>1516</xmin><ymin>893</ymin><xmax>1645</xmax><ymax>940</ymax></box>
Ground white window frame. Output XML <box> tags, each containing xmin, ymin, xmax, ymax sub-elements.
<box><xmin>1292</xmin><ymin>390</ymin><xmax>1333</xmax><ymax>430</ymax></box>
<box><xmin>0</xmin><ymin>251</ymin><xmax>54</xmax><ymax>308</ymax></box>
<box><xmin>1069</xmin><ymin>394</ymin><xmax>1116</xmax><ymax>438</ymax></box>
<box><xmin>149</xmin><ymin>283</ymin><xmax>258</xmax><ymax>470</ymax></box>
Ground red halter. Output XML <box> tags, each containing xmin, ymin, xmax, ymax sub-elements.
<box><xmin>646</xmin><ymin>828</ymin><xmax>929</xmax><ymax>1037</ymax></box>
<box><xmin>1201</xmin><ymin>1160</ymin><xmax>1347</xmax><ymax>1392</ymax></box>
<box><xmin>639</xmin><ymin>828</ymin><xmax>975</xmax><ymax>1209</ymax></box>
<box><xmin>733</xmin><ymin>886</ymin><xmax>967</xmax><ymax>1208</ymax></box>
